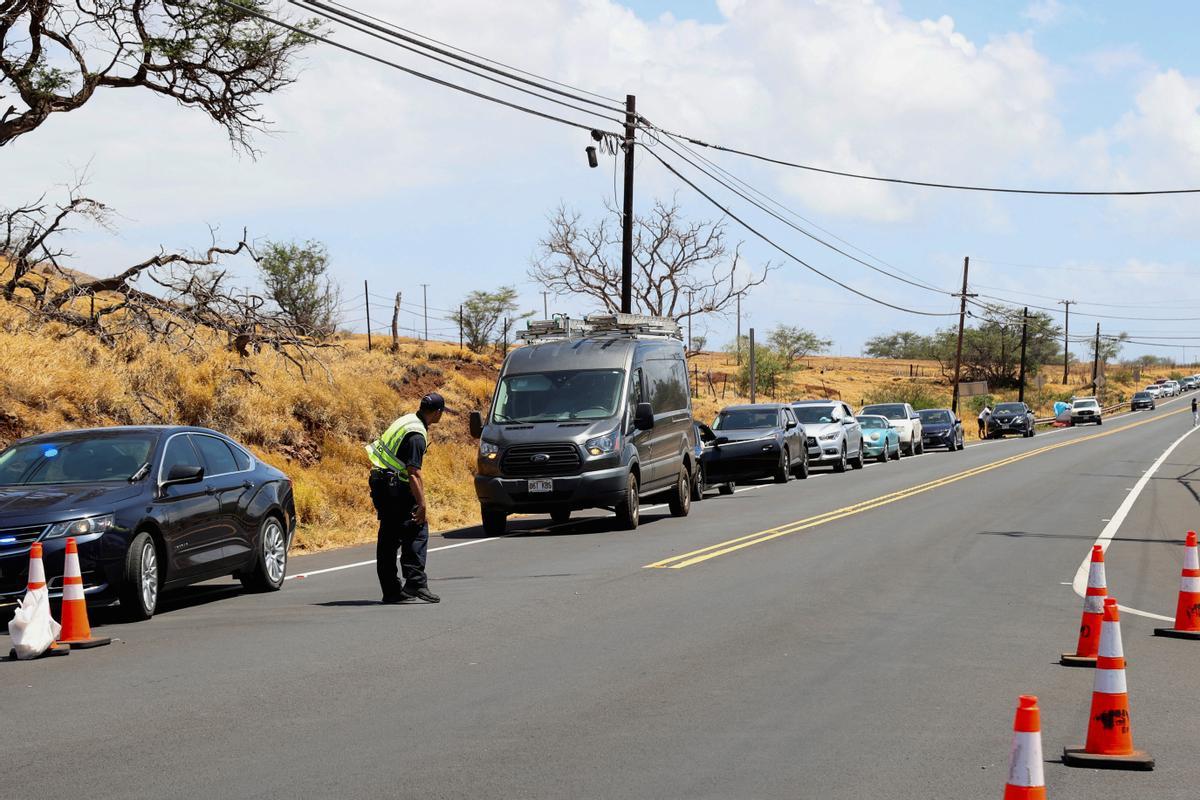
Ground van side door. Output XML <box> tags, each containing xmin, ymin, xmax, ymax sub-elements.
<box><xmin>626</xmin><ymin>366</ymin><xmax>655</xmax><ymax>486</ymax></box>
<box><xmin>643</xmin><ymin>356</ymin><xmax>691</xmax><ymax>492</ymax></box>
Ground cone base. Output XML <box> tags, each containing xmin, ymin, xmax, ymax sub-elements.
<box><xmin>4</xmin><ymin>643</ymin><xmax>70</xmax><ymax>661</ymax></box>
<box><xmin>1152</xmin><ymin>627</ymin><xmax>1200</xmax><ymax>640</ymax></box>
<box><xmin>1059</xmin><ymin>653</ymin><xmax>1098</xmax><ymax>667</ymax></box>
<box><xmin>1063</xmin><ymin>746</ymin><xmax>1155</xmax><ymax>771</ymax></box>
<box><xmin>60</xmin><ymin>636</ymin><xmax>112</xmax><ymax>649</ymax></box>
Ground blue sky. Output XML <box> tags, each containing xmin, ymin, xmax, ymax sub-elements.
<box><xmin>7</xmin><ymin>1</ymin><xmax>1200</xmax><ymax>361</ymax></box>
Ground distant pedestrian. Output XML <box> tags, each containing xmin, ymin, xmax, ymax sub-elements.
<box><xmin>1192</xmin><ymin>396</ymin><xmax>1197</xmax><ymax>427</ymax></box>
<box><xmin>366</xmin><ymin>392</ymin><xmax>449</xmax><ymax>604</ymax></box>
<box><xmin>977</xmin><ymin>405</ymin><xmax>992</xmax><ymax>439</ymax></box>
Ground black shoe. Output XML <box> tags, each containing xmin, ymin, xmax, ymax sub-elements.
<box><xmin>404</xmin><ymin>586</ymin><xmax>440</xmax><ymax>603</ymax></box>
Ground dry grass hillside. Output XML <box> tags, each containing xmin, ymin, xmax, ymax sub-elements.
<box><xmin>0</xmin><ymin>273</ymin><xmax>1183</xmax><ymax>552</ymax></box>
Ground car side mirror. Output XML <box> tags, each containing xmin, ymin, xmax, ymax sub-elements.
<box><xmin>162</xmin><ymin>464</ymin><xmax>204</xmax><ymax>487</ymax></box>
<box><xmin>786</xmin><ymin>420</ymin><xmax>798</xmax><ymax>430</ymax></box>
<box><xmin>714</xmin><ymin>435</ymin><xmax>730</xmax><ymax>446</ymax></box>
<box><xmin>841</xmin><ymin>417</ymin><xmax>854</xmax><ymax>425</ymax></box>
<box><xmin>469</xmin><ymin>410</ymin><xmax>483</xmax><ymax>439</ymax></box>
<box><xmin>634</xmin><ymin>402</ymin><xmax>655</xmax><ymax>430</ymax></box>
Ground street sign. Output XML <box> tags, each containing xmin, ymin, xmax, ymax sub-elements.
<box><xmin>1034</xmin><ymin>374</ymin><xmax>1046</xmax><ymax>390</ymax></box>
<box><xmin>1095</xmin><ymin>374</ymin><xmax>1107</xmax><ymax>388</ymax></box>
<box><xmin>960</xmin><ymin>380</ymin><xmax>989</xmax><ymax>398</ymax></box>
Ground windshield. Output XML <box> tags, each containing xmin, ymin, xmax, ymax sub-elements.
<box><xmin>492</xmin><ymin>369</ymin><xmax>624</xmax><ymax>423</ymax></box>
<box><xmin>861</xmin><ymin>404</ymin><xmax>908</xmax><ymax>420</ymax></box>
<box><xmin>0</xmin><ymin>433</ymin><xmax>157</xmax><ymax>486</ymax></box>
<box><xmin>918</xmin><ymin>410</ymin><xmax>952</xmax><ymax>424</ymax></box>
<box><xmin>856</xmin><ymin>416</ymin><xmax>888</xmax><ymax>429</ymax></box>
<box><xmin>1074</xmin><ymin>399</ymin><xmax>1099</xmax><ymax>408</ymax></box>
<box><xmin>994</xmin><ymin>403</ymin><xmax>1025</xmax><ymax>414</ymax></box>
<box><xmin>1134</xmin><ymin>393</ymin><xmax>1151</xmax><ymax>399</ymax></box>
<box><xmin>792</xmin><ymin>405</ymin><xmax>836</xmax><ymax>424</ymax></box>
<box><xmin>714</xmin><ymin>409</ymin><xmax>778</xmax><ymax>430</ymax></box>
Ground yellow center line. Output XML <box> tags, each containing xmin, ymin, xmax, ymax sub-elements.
<box><xmin>645</xmin><ymin>407</ymin><xmax>1187</xmax><ymax>570</ymax></box>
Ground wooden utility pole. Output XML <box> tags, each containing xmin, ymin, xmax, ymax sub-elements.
<box><xmin>458</xmin><ymin>304</ymin><xmax>464</xmax><ymax>351</ymax></box>
<box><xmin>749</xmin><ymin>327</ymin><xmax>757</xmax><ymax>404</ymax></box>
<box><xmin>735</xmin><ymin>292</ymin><xmax>742</xmax><ymax>365</ymax></box>
<box><xmin>420</xmin><ymin>283</ymin><xmax>430</xmax><ymax>341</ymax></box>
<box><xmin>620</xmin><ymin>94</ymin><xmax>636</xmax><ymax>313</ymax></box>
<box><xmin>1017</xmin><ymin>307</ymin><xmax>1029</xmax><ymax>402</ymax></box>
<box><xmin>364</xmin><ymin>280</ymin><xmax>372</xmax><ymax>352</ymax></box>
<box><xmin>950</xmin><ymin>257</ymin><xmax>975</xmax><ymax>413</ymax></box>
<box><xmin>390</xmin><ymin>291</ymin><xmax>401</xmax><ymax>352</ymax></box>
<box><xmin>1058</xmin><ymin>299</ymin><xmax>1074</xmax><ymax>384</ymax></box>
<box><xmin>541</xmin><ymin>291</ymin><xmax>550</xmax><ymax>319</ymax></box>
<box><xmin>687</xmin><ymin>291</ymin><xmax>693</xmax><ymax>352</ymax></box>
<box><xmin>1092</xmin><ymin>323</ymin><xmax>1101</xmax><ymax>395</ymax></box>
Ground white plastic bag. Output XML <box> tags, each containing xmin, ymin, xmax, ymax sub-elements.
<box><xmin>7</xmin><ymin>587</ymin><xmax>61</xmax><ymax>660</ymax></box>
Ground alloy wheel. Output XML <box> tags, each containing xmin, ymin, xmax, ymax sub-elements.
<box><xmin>263</xmin><ymin>519</ymin><xmax>287</xmax><ymax>584</ymax></box>
<box><xmin>140</xmin><ymin>541</ymin><xmax>158</xmax><ymax>613</ymax></box>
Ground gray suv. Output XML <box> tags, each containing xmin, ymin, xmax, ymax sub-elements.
<box><xmin>470</xmin><ymin>314</ymin><xmax>697</xmax><ymax>534</ymax></box>
<box><xmin>791</xmin><ymin>400</ymin><xmax>864</xmax><ymax>472</ymax></box>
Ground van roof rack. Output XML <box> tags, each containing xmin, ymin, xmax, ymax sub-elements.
<box><xmin>519</xmin><ymin>312</ymin><xmax>682</xmax><ymax>343</ymax></box>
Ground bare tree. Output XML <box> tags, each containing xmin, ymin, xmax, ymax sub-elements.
<box><xmin>530</xmin><ymin>199</ymin><xmax>772</xmax><ymax>323</ymax></box>
<box><xmin>0</xmin><ymin>1</ymin><xmax>317</xmax><ymax>151</ymax></box>
<box><xmin>1</xmin><ymin>186</ymin><xmax>333</xmax><ymax>377</ymax></box>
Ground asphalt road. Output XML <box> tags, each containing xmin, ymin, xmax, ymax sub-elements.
<box><xmin>4</xmin><ymin>395</ymin><xmax>1200</xmax><ymax>799</ymax></box>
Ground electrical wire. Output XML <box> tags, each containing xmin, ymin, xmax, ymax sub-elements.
<box><xmin>974</xmin><ymin>258</ymin><xmax>1200</xmax><ymax>277</ymax></box>
<box><xmin>639</xmin><ymin>119</ymin><xmax>1200</xmax><ymax>197</ymax></box>
<box><xmin>291</xmin><ymin>0</ymin><xmax>623</xmax><ymax>125</ymax></box>
<box><xmin>214</xmin><ymin>0</ymin><xmax>619</xmax><ymax>135</ymax></box>
<box><xmin>647</xmin><ymin>129</ymin><xmax>954</xmax><ymax>296</ymax></box>
<box><xmin>643</xmin><ymin>147</ymin><xmax>958</xmax><ymax>317</ymax></box>
<box><xmin>974</xmin><ymin>293</ymin><xmax>1200</xmax><ymax>322</ymax></box>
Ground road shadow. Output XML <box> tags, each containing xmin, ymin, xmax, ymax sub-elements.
<box><xmin>977</xmin><ymin>530</ymin><xmax>1185</xmax><ymax>545</ymax></box>
<box><xmin>87</xmin><ymin>582</ymin><xmax>247</xmax><ymax>628</ymax></box>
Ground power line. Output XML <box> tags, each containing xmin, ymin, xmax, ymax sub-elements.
<box><xmin>969</xmin><ymin>283</ymin><xmax>1200</xmax><ymax>311</ymax></box>
<box><xmin>974</xmin><ymin>258</ymin><xmax>1200</xmax><ymax>277</ymax></box>
<box><xmin>638</xmin><ymin>119</ymin><xmax>1200</xmax><ymax>197</ymax></box>
<box><xmin>643</xmin><ymin>147</ymin><xmax>958</xmax><ymax>317</ymax></box>
<box><xmin>291</xmin><ymin>0</ymin><xmax>623</xmax><ymax>125</ymax></box>
<box><xmin>975</xmin><ymin>292</ymin><xmax>1200</xmax><ymax>322</ymax></box>
<box><xmin>215</xmin><ymin>0</ymin><xmax>620</xmax><ymax>135</ymax></box>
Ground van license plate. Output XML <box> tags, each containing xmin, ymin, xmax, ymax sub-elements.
<box><xmin>528</xmin><ymin>479</ymin><xmax>553</xmax><ymax>493</ymax></box>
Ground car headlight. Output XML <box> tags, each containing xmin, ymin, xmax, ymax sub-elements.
<box><xmin>868</xmin><ymin>432</ymin><xmax>881</xmax><ymax>441</ymax></box>
<box><xmin>819</xmin><ymin>431</ymin><xmax>840</xmax><ymax>441</ymax></box>
<box><xmin>585</xmin><ymin>432</ymin><xmax>619</xmax><ymax>456</ymax></box>
<box><xmin>479</xmin><ymin>441</ymin><xmax>500</xmax><ymax>460</ymax></box>
<box><xmin>44</xmin><ymin>514</ymin><xmax>115</xmax><ymax>540</ymax></box>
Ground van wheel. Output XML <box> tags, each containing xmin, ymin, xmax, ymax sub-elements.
<box><xmin>718</xmin><ymin>481</ymin><xmax>735</xmax><ymax>495</ymax></box>
<box><xmin>481</xmin><ymin>506</ymin><xmax>507</xmax><ymax>536</ymax></box>
<box><xmin>774</xmin><ymin>447</ymin><xmax>791</xmax><ymax>483</ymax></box>
<box><xmin>616</xmin><ymin>472</ymin><xmax>640</xmax><ymax>530</ymax></box>
<box><xmin>690</xmin><ymin>464</ymin><xmax>705</xmax><ymax>502</ymax></box>
<box><xmin>668</xmin><ymin>467</ymin><xmax>691</xmax><ymax>517</ymax></box>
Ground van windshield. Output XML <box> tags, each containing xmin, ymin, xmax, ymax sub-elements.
<box><xmin>492</xmin><ymin>369</ymin><xmax>624</xmax><ymax>423</ymax></box>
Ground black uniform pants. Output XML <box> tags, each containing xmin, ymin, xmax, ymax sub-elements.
<box><xmin>369</xmin><ymin>471</ymin><xmax>429</xmax><ymax>598</ymax></box>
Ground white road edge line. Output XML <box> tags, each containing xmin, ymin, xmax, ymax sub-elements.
<box><xmin>1070</xmin><ymin>421</ymin><xmax>1200</xmax><ymax>622</ymax></box>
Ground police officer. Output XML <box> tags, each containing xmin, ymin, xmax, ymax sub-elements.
<box><xmin>366</xmin><ymin>392</ymin><xmax>448</xmax><ymax>603</ymax></box>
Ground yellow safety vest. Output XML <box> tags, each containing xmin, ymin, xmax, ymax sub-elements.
<box><xmin>365</xmin><ymin>413</ymin><xmax>428</xmax><ymax>482</ymax></box>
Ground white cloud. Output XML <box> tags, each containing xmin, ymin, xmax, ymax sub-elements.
<box><xmin>1022</xmin><ymin>0</ymin><xmax>1065</xmax><ymax>26</ymax></box>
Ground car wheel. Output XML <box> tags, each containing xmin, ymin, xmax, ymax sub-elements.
<box><xmin>916</xmin><ymin>438</ymin><xmax>924</xmax><ymax>455</ymax></box>
<box><xmin>718</xmin><ymin>481</ymin><xmax>735</xmax><ymax>496</ymax></box>
<box><xmin>615</xmin><ymin>471</ymin><xmax>640</xmax><ymax>529</ymax></box>
<box><xmin>668</xmin><ymin>467</ymin><xmax>692</xmax><ymax>516</ymax></box>
<box><xmin>850</xmin><ymin>446</ymin><xmax>865</xmax><ymax>470</ymax></box>
<box><xmin>119</xmin><ymin>531</ymin><xmax>159</xmax><ymax>622</ymax></box>
<box><xmin>550</xmin><ymin>508</ymin><xmax>571</xmax><ymax>524</ymax></box>
<box><xmin>240</xmin><ymin>515</ymin><xmax>288</xmax><ymax>592</ymax></box>
<box><xmin>481</xmin><ymin>505</ymin><xmax>507</xmax><ymax>536</ymax></box>
<box><xmin>833</xmin><ymin>444</ymin><xmax>847</xmax><ymax>473</ymax></box>
<box><xmin>1096</xmin><ymin>418</ymin><xmax>1102</xmax><ymax>426</ymax></box>
<box><xmin>690</xmin><ymin>464</ymin><xmax>705</xmax><ymax>502</ymax></box>
<box><xmin>793</xmin><ymin>450</ymin><xmax>810</xmax><ymax>479</ymax></box>
<box><xmin>774</xmin><ymin>447</ymin><xmax>792</xmax><ymax>483</ymax></box>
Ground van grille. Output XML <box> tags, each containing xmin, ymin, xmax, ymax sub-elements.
<box><xmin>501</xmin><ymin>443</ymin><xmax>582</xmax><ymax>477</ymax></box>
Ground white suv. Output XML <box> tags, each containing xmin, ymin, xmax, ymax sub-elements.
<box><xmin>1162</xmin><ymin>380</ymin><xmax>1181</xmax><ymax>397</ymax></box>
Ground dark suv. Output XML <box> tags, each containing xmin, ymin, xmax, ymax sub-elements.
<box><xmin>471</xmin><ymin>314</ymin><xmax>697</xmax><ymax>534</ymax></box>
<box><xmin>987</xmin><ymin>402</ymin><xmax>1036</xmax><ymax>438</ymax></box>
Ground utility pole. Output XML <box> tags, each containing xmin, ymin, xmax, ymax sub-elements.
<box><xmin>391</xmin><ymin>292</ymin><xmax>401</xmax><ymax>352</ymax></box>
<box><xmin>950</xmin><ymin>257</ymin><xmax>976</xmax><ymax>414</ymax></box>
<box><xmin>458</xmin><ymin>304</ymin><xmax>463</xmax><ymax>351</ymax></box>
<box><xmin>735</xmin><ymin>292</ymin><xmax>742</xmax><ymax>365</ymax></box>
<box><xmin>1017</xmin><ymin>307</ymin><xmax>1029</xmax><ymax>402</ymax></box>
<box><xmin>1059</xmin><ymin>299</ymin><xmax>1074</xmax><ymax>385</ymax></box>
<box><xmin>541</xmin><ymin>291</ymin><xmax>550</xmax><ymax>320</ymax></box>
<box><xmin>1092</xmin><ymin>323</ymin><xmax>1101</xmax><ymax>395</ymax></box>
<box><xmin>749</xmin><ymin>327</ymin><xmax>757</xmax><ymax>404</ymax></box>
<box><xmin>687</xmin><ymin>291</ymin><xmax>693</xmax><ymax>352</ymax></box>
<box><xmin>364</xmin><ymin>280</ymin><xmax>372</xmax><ymax>352</ymax></box>
<box><xmin>620</xmin><ymin>94</ymin><xmax>636</xmax><ymax>314</ymax></box>
<box><xmin>420</xmin><ymin>283</ymin><xmax>430</xmax><ymax>341</ymax></box>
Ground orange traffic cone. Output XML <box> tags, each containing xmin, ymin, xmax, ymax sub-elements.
<box><xmin>1003</xmin><ymin>695</ymin><xmax>1047</xmax><ymax>800</ymax></box>
<box><xmin>57</xmin><ymin>537</ymin><xmax>111</xmax><ymax>649</ymax></box>
<box><xmin>1062</xmin><ymin>544</ymin><xmax>1107</xmax><ymax>666</ymax></box>
<box><xmin>1063</xmin><ymin>598</ymin><xmax>1154</xmax><ymax>770</ymax></box>
<box><xmin>5</xmin><ymin>543</ymin><xmax>69</xmax><ymax>660</ymax></box>
<box><xmin>1153</xmin><ymin>530</ymin><xmax>1200</xmax><ymax>640</ymax></box>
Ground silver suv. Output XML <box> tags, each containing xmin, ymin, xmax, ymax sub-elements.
<box><xmin>791</xmin><ymin>400</ymin><xmax>864</xmax><ymax>472</ymax></box>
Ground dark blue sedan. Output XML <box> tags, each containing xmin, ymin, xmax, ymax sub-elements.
<box><xmin>918</xmin><ymin>408</ymin><xmax>964</xmax><ymax>451</ymax></box>
<box><xmin>0</xmin><ymin>426</ymin><xmax>295</xmax><ymax>621</ymax></box>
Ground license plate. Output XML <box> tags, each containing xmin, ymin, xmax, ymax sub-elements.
<box><xmin>528</xmin><ymin>479</ymin><xmax>553</xmax><ymax>493</ymax></box>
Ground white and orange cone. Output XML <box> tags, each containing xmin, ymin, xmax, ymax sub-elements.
<box><xmin>1063</xmin><ymin>597</ymin><xmax>1154</xmax><ymax>770</ymax></box>
<box><xmin>1003</xmin><ymin>695</ymin><xmax>1047</xmax><ymax>800</ymax></box>
<box><xmin>1153</xmin><ymin>530</ymin><xmax>1200</xmax><ymax>640</ymax></box>
<box><xmin>1062</xmin><ymin>544</ymin><xmax>1107</xmax><ymax>666</ymax></box>
<box><xmin>57</xmin><ymin>537</ymin><xmax>111</xmax><ymax>649</ymax></box>
<box><xmin>5</xmin><ymin>543</ymin><xmax>68</xmax><ymax>660</ymax></box>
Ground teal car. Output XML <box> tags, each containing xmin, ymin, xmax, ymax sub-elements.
<box><xmin>855</xmin><ymin>415</ymin><xmax>901</xmax><ymax>462</ymax></box>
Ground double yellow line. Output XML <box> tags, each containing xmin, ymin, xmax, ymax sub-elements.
<box><xmin>645</xmin><ymin>407</ymin><xmax>1186</xmax><ymax>569</ymax></box>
